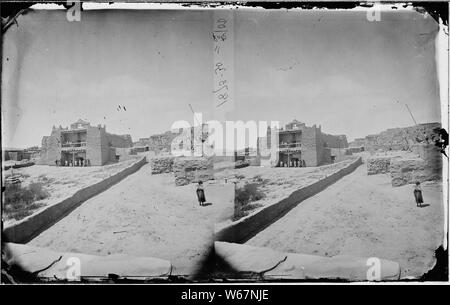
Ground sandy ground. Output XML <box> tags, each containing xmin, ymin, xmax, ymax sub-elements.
<box><xmin>214</xmin><ymin>158</ymin><xmax>358</xmax><ymax>223</ymax></box>
<box><xmin>28</xmin><ymin>163</ymin><xmax>234</xmax><ymax>277</ymax></box>
<box><xmin>247</xmin><ymin>164</ymin><xmax>445</xmax><ymax>278</ymax></box>
<box><xmin>3</xmin><ymin>157</ymin><xmax>142</xmax><ymax>224</ymax></box>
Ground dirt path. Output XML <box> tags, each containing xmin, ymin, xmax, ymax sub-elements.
<box><xmin>28</xmin><ymin>163</ymin><xmax>233</xmax><ymax>277</ymax></box>
<box><xmin>247</xmin><ymin>165</ymin><xmax>444</xmax><ymax>278</ymax></box>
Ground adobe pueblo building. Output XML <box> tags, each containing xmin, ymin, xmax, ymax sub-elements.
<box><xmin>38</xmin><ymin>119</ymin><xmax>133</xmax><ymax>166</ymax></box>
<box><xmin>258</xmin><ymin>120</ymin><xmax>349</xmax><ymax>167</ymax></box>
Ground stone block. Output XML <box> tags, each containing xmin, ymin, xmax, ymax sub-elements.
<box><xmin>150</xmin><ymin>156</ymin><xmax>174</xmax><ymax>174</ymax></box>
<box><xmin>367</xmin><ymin>157</ymin><xmax>392</xmax><ymax>175</ymax></box>
<box><xmin>173</xmin><ymin>157</ymin><xmax>214</xmax><ymax>186</ymax></box>
<box><xmin>389</xmin><ymin>158</ymin><xmax>428</xmax><ymax>187</ymax></box>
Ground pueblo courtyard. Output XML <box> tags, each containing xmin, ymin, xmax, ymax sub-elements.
<box><xmin>2</xmin><ymin>120</ymin><xmax>446</xmax><ymax>280</ymax></box>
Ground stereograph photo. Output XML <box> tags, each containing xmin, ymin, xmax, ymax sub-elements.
<box><xmin>1</xmin><ymin>1</ymin><xmax>448</xmax><ymax>286</ymax></box>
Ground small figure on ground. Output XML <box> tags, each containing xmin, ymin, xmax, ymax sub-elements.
<box><xmin>196</xmin><ymin>181</ymin><xmax>206</xmax><ymax>206</ymax></box>
<box><xmin>413</xmin><ymin>181</ymin><xmax>424</xmax><ymax>207</ymax></box>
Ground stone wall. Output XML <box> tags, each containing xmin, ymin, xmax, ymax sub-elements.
<box><xmin>150</xmin><ymin>156</ymin><xmax>175</xmax><ymax>174</ymax></box>
<box><xmin>367</xmin><ymin>156</ymin><xmax>392</xmax><ymax>175</ymax></box>
<box><xmin>390</xmin><ymin>144</ymin><xmax>442</xmax><ymax>187</ymax></box>
<box><xmin>390</xmin><ymin>158</ymin><xmax>428</xmax><ymax>187</ymax></box>
<box><xmin>173</xmin><ymin>157</ymin><xmax>214</xmax><ymax>186</ymax></box>
<box><xmin>364</xmin><ymin>122</ymin><xmax>440</xmax><ymax>152</ymax></box>
<box><xmin>147</xmin><ymin>131</ymin><xmax>181</xmax><ymax>154</ymax></box>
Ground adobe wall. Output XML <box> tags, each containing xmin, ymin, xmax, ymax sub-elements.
<box><xmin>330</xmin><ymin>148</ymin><xmax>352</xmax><ymax>162</ymax></box>
<box><xmin>107</xmin><ymin>133</ymin><xmax>133</xmax><ymax>148</ymax></box>
<box><xmin>109</xmin><ymin>147</ymin><xmax>117</xmax><ymax>162</ymax></box>
<box><xmin>38</xmin><ymin>130</ymin><xmax>61</xmax><ymax>165</ymax></box>
<box><xmin>301</xmin><ymin>127</ymin><xmax>319</xmax><ymax>166</ymax></box>
<box><xmin>348</xmin><ymin>146</ymin><xmax>364</xmax><ymax>153</ymax></box>
<box><xmin>3</xmin><ymin>157</ymin><xmax>147</xmax><ymax>243</ymax></box>
<box><xmin>86</xmin><ymin>126</ymin><xmax>104</xmax><ymax>165</ymax></box>
<box><xmin>316</xmin><ymin>129</ymin><xmax>332</xmax><ymax>165</ymax></box>
<box><xmin>215</xmin><ymin>157</ymin><xmax>362</xmax><ymax>243</ymax></box>
<box><xmin>115</xmin><ymin>147</ymin><xmax>135</xmax><ymax>161</ymax></box>
<box><xmin>322</xmin><ymin>133</ymin><xmax>349</xmax><ymax>148</ymax></box>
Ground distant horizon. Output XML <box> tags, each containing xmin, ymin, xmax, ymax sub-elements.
<box><xmin>1</xmin><ymin>118</ymin><xmax>442</xmax><ymax>150</ymax></box>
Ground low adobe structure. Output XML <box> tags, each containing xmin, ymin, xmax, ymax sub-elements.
<box><xmin>38</xmin><ymin>119</ymin><xmax>133</xmax><ymax>166</ymax></box>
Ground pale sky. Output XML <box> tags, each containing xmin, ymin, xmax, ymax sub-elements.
<box><xmin>1</xmin><ymin>8</ymin><xmax>442</xmax><ymax>148</ymax></box>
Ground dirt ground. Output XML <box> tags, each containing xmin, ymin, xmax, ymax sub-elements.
<box><xmin>3</xmin><ymin>157</ymin><xmax>143</xmax><ymax>224</ymax></box>
<box><xmin>214</xmin><ymin>158</ymin><xmax>358</xmax><ymax>223</ymax></box>
<box><xmin>247</xmin><ymin>164</ymin><xmax>445</xmax><ymax>278</ymax></box>
<box><xmin>28</xmin><ymin>163</ymin><xmax>234</xmax><ymax>277</ymax></box>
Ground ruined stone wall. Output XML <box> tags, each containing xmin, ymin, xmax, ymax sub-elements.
<box><xmin>173</xmin><ymin>157</ymin><xmax>214</xmax><ymax>186</ymax></box>
<box><xmin>390</xmin><ymin>144</ymin><xmax>442</xmax><ymax>186</ymax></box>
<box><xmin>364</xmin><ymin>123</ymin><xmax>440</xmax><ymax>152</ymax></box>
<box><xmin>150</xmin><ymin>156</ymin><xmax>175</xmax><ymax>174</ymax></box>
<box><xmin>147</xmin><ymin>131</ymin><xmax>181</xmax><ymax>154</ymax></box>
